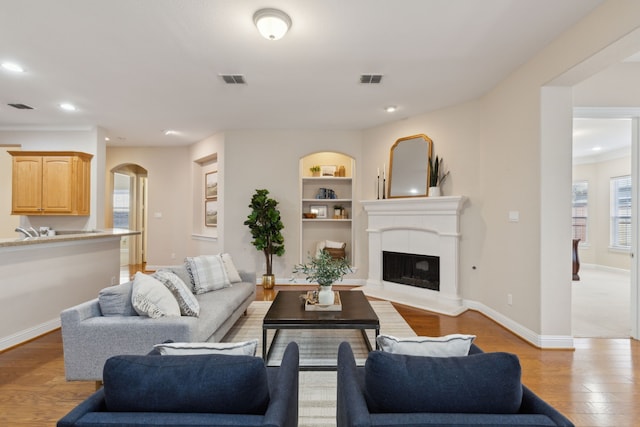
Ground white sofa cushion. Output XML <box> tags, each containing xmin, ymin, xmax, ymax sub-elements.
<box><xmin>376</xmin><ymin>333</ymin><xmax>476</xmax><ymax>357</ymax></box>
<box><xmin>131</xmin><ymin>272</ymin><xmax>181</xmax><ymax>318</ymax></box>
<box><xmin>153</xmin><ymin>339</ymin><xmax>259</xmax><ymax>356</ymax></box>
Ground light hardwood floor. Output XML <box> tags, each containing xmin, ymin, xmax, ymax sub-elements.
<box><xmin>1</xmin><ymin>284</ymin><xmax>638</xmax><ymax>426</ymax></box>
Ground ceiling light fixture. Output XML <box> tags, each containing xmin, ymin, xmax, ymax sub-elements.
<box><xmin>164</xmin><ymin>129</ymin><xmax>178</xmax><ymax>136</ymax></box>
<box><xmin>385</xmin><ymin>105</ymin><xmax>397</xmax><ymax>113</ymax></box>
<box><xmin>592</xmin><ymin>146</ymin><xmax>602</xmax><ymax>151</ymax></box>
<box><xmin>253</xmin><ymin>8</ymin><xmax>292</xmax><ymax>41</ymax></box>
<box><xmin>1</xmin><ymin>62</ymin><xmax>24</xmax><ymax>72</ymax></box>
<box><xmin>59</xmin><ymin>103</ymin><xmax>77</xmax><ymax>111</ymax></box>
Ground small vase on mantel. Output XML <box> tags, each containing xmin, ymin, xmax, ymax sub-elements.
<box><xmin>318</xmin><ymin>284</ymin><xmax>334</xmax><ymax>305</ymax></box>
<box><xmin>429</xmin><ymin>186</ymin><xmax>441</xmax><ymax>197</ymax></box>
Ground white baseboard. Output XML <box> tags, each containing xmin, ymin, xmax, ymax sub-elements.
<box><xmin>580</xmin><ymin>263</ymin><xmax>630</xmax><ymax>274</ymax></box>
<box><xmin>464</xmin><ymin>299</ymin><xmax>574</xmax><ymax>349</ymax></box>
<box><xmin>0</xmin><ymin>318</ymin><xmax>60</xmax><ymax>352</ymax></box>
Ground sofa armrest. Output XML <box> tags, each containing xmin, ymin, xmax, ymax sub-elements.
<box><xmin>264</xmin><ymin>342</ymin><xmax>299</xmax><ymax>427</ymax></box>
<box><xmin>337</xmin><ymin>341</ymin><xmax>371</xmax><ymax>427</ymax></box>
<box><xmin>519</xmin><ymin>385</ymin><xmax>574</xmax><ymax>426</ymax></box>
<box><xmin>56</xmin><ymin>389</ymin><xmax>106</xmax><ymax>427</ymax></box>
<box><xmin>61</xmin><ymin>303</ymin><xmax>198</xmax><ymax>381</ymax></box>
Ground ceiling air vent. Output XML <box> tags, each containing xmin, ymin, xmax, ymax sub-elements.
<box><xmin>360</xmin><ymin>74</ymin><xmax>383</xmax><ymax>84</ymax></box>
<box><xmin>221</xmin><ymin>74</ymin><xmax>246</xmax><ymax>84</ymax></box>
<box><xmin>8</xmin><ymin>103</ymin><xmax>34</xmax><ymax>109</ymax></box>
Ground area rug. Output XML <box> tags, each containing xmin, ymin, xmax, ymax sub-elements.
<box><xmin>222</xmin><ymin>299</ymin><xmax>416</xmax><ymax>426</ymax></box>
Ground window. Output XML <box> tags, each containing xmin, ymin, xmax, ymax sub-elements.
<box><xmin>572</xmin><ymin>181</ymin><xmax>588</xmax><ymax>243</ymax></box>
<box><xmin>610</xmin><ymin>175</ymin><xmax>631</xmax><ymax>249</ymax></box>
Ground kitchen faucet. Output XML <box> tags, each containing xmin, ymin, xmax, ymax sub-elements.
<box><xmin>15</xmin><ymin>227</ymin><xmax>36</xmax><ymax>238</ymax></box>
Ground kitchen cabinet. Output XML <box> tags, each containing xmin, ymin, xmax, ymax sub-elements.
<box><xmin>8</xmin><ymin>151</ymin><xmax>93</xmax><ymax>215</ymax></box>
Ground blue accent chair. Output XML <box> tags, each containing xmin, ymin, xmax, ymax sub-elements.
<box><xmin>57</xmin><ymin>341</ymin><xmax>299</xmax><ymax>427</ymax></box>
<box><xmin>337</xmin><ymin>341</ymin><xmax>574</xmax><ymax>427</ymax></box>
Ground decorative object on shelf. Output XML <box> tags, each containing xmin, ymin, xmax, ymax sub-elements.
<box><xmin>388</xmin><ymin>134</ymin><xmax>433</xmax><ymax>198</ymax></box>
<box><xmin>302</xmin><ymin>290</ymin><xmax>342</xmax><ymax>311</ymax></box>
<box><xmin>205</xmin><ymin>200</ymin><xmax>218</xmax><ymax>227</ymax></box>
<box><xmin>292</xmin><ymin>250</ymin><xmax>352</xmax><ymax>305</ymax></box>
<box><xmin>309</xmin><ymin>204</ymin><xmax>327</xmax><ymax>218</ymax></box>
<box><xmin>310</xmin><ymin>165</ymin><xmax>321</xmax><ymax>177</ymax></box>
<box><xmin>334</xmin><ymin>205</ymin><xmax>343</xmax><ymax>218</ymax></box>
<box><xmin>302</xmin><ymin>212</ymin><xmax>317</xmax><ymax>219</ymax></box>
<box><xmin>316</xmin><ymin>188</ymin><xmax>337</xmax><ymax>199</ymax></box>
<box><xmin>244</xmin><ymin>189</ymin><xmax>285</xmax><ymax>289</ymax></box>
<box><xmin>337</xmin><ymin>165</ymin><xmax>346</xmax><ymax>177</ymax></box>
<box><xmin>205</xmin><ymin>171</ymin><xmax>218</xmax><ymax>200</ymax></box>
<box><xmin>321</xmin><ymin>165</ymin><xmax>337</xmax><ymax>176</ymax></box>
<box><xmin>382</xmin><ymin>162</ymin><xmax>386</xmax><ymax>199</ymax></box>
<box><xmin>428</xmin><ymin>155</ymin><xmax>449</xmax><ymax>197</ymax></box>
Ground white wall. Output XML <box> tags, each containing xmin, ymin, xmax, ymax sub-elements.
<box><xmin>0</xmin><ymin>147</ymin><xmax>20</xmax><ymax>236</ymax></box>
<box><xmin>107</xmin><ymin>146</ymin><xmax>191</xmax><ymax>267</ymax></box>
<box><xmin>222</xmin><ymin>130</ymin><xmax>363</xmax><ymax>278</ymax></box>
<box><xmin>573</xmin><ymin>154</ymin><xmax>632</xmax><ymax>270</ymax></box>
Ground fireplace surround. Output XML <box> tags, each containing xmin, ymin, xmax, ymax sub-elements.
<box><xmin>361</xmin><ymin>196</ymin><xmax>466</xmax><ymax>315</ymax></box>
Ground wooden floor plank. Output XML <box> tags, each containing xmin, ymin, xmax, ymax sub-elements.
<box><xmin>0</xmin><ymin>283</ymin><xmax>638</xmax><ymax>426</ymax></box>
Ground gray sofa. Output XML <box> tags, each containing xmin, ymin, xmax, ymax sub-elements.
<box><xmin>60</xmin><ymin>269</ymin><xmax>256</xmax><ymax>381</ymax></box>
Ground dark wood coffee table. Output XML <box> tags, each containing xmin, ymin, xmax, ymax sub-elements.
<box><xmin>262</xmin><ymin>290</ymin><xmax>380</xmax><ymax>370</ymax></box>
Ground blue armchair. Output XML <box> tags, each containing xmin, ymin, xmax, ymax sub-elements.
<box><xmin>337</xmin><ymin>341</ymin><xmax>574</xmax><ymax>427</ymax></box>
<box><xmin>58</xmin><ymin>341</ymin><xmax>299</xmax><ymax>427</ymax></box>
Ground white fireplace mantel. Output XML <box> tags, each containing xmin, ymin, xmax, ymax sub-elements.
<box><xmin>361</xmin><ymin>196</ymin><xmax>467</xmax><ymax>315</ymax></box>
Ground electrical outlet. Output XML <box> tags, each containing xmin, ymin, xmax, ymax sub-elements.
<box><xmin>507</xmin><ymin>293</ymin><xmax>513</xmax><ymax>306</ymax></box>
<box><xmin>171</xmin><ymin>253</ymin><xmax>176</xmax><ymax>259</ymax></box>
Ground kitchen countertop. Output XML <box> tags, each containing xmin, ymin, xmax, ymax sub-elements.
<box><xmin>0</xmin><ymin>228</ymin><xmax>140</xmax><ymax>248</ymax></box>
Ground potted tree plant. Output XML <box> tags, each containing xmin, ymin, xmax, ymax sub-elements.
<box><xmin>293</xmin><ymin>250</ymin><xmax>352</xmax><ymax>304</ymax></box>
<box><xmin>244</xmin><ymin>189</ymin><xmax>285</xmax><ymax>289</ymax></box>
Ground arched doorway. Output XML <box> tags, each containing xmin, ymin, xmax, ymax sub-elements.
<box><xmin>111</xmin><ymin>164</ymin><xmax>148</xmax><ymax>282</ymax></box>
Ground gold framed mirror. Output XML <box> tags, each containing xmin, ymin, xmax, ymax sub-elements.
<box><xmin>387</xmin><ymin>134</ymin><xmax>433</xmax><ymax>198</ymax></box>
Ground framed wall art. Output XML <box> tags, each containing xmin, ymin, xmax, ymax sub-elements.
<box><xmin>205</xmin><ymin>171</ymin><xmax>218</xmax><ymax>200</ymax></box>
<box><xmin>205</xmin><ymin>200</ymin><xmax>218</xmax><ymax>227</ymax></box>
<box><xmin>309</xmin><ymin>204</ymin><xmax>328</xmax><ymax>219</ymax></box>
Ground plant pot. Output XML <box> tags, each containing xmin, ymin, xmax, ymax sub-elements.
<box><xmin>429</xmin><ymin>186</ymin><xmax>441</xmax><ymax>197</ymax></box>
<box><xmin>262</xmin><ymin>274</ymin><xmax>276</xmax><ymax>289</ymax></box>
<box><xmin>318</xmin><ymin>284</ymin><xmax>334</xmax><ymax>305</ymax></box>
<box><xmin>311</xmin><ymin>171</ymin><xmax>320</xmax><ymax>177</ymax></box>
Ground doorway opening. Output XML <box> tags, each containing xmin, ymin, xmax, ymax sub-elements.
<box><xmin>111</xmin><ymin>164</ymin><xmax>148</xmax><ymax>283</ymax></box>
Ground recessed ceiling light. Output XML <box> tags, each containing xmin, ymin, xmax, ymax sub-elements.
<box><xmin>385</xmin><ymin>105</ymin><xmax>397</xmax><ymax>113</ymax></box>
<box><xmin>163</xmin><ymin>129</ymin><xmax>178</xmax><ymax>136</ymax></box>
<box><xmin>592</xmin><ymin>146</ymin><xmax>602</xmax><ymax>151</ymax></box>
<box><xmin>59</xmin><ymin>103</ymin><xmax>77</xmax><ymax>111</ymax></box>
<box><xmin>1</xmin><ymin>62</ymin><xmax>24</xmax><ymax>72</ymax></box>
<box><xmin>104</xmin><ymin>137</ymin><xmax>110</xmax><ymax>141</ymax></box>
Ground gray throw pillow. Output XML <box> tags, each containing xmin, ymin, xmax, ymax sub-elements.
<box><xmin>153</xmin><ymin>270</ymin><xmax>200</xmax><ymax>317</ymax></box>
<box><xmin>185</xmin><ymin>254</ymin><xmax>231</xmax><ymax>294</ymax></box>
<box><xmin>153</xmin><ymin>339</ymin><xmax>259</xmax><ymax>356</ymax></box>
<box><xmin>98</xmin><ymin>281</ymin><xmax>138</xmax><ymax>316</ymax></box>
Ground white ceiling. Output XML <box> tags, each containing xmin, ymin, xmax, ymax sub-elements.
<box><xmin>0</xmin><ymin>0</ymin><xmax>604</xmax><ymax>147</ymax></box>
<box><xmin>573</xmin><ymin>118</ymin><xmax>632</xmax><ymax>162</ymax></box>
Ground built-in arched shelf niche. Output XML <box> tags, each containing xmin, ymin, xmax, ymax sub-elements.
<box><xmin>299</xmin><ymin>152</ymin><xmax>355</xmax><ymax>266</ymax></box>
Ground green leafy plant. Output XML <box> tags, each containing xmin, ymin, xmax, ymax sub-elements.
<box><xmin>310</xmin><ymin>165</ymin><xmax>321</xmax><ymax>173</ymax></box>
<box><xmin>244</xmin><ymin>189</ymin><xmax>285</xmax><ymax>276</ymax></box>
<box><xmin>428</xmin><ymin>155</ymin><xmax>450</xmax><ymax>187</ymax></box>
<box><xmin>292</xmin><ymin>250</ymin><xmax>352</xmax><ymax>287</ymax></box>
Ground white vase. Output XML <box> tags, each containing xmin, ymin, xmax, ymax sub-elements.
<box><xmin>429</xmin><ymin>186</ymin><xmax>441</xmax><ymax>197</ymax></box>
<box><xmin>318</xmin><ymin>285</ymin><xmax>334</xmax><ymax>305</ymax></box>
